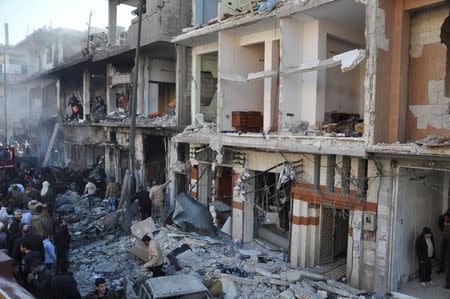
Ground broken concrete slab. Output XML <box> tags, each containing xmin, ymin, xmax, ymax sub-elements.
<box><xmin>280</xmin><ymin>289</ymin><xmax>296</xmax><ymax>299</ymax></box>
<box><xmin>130</xmin><ymin>217</ymin><xmax>157</xmax><ymax>239</ymax></box>
<box><xmin>280</xmin><ymin>269</ymin><xmax>301</xmax><ymax>283</ymax></box>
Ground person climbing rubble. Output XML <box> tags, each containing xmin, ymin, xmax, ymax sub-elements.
<box><xmin>134</xmin><ymin>185</ymin><xmax>151</xmax><ymax>220</ymax></box>
<box><xmin>148</xmin><ymin>180</ymin><xmax>170</xmax><ymax>220</ymax></box>
<box><xmin>85</xmin><ymin>277</ymin><xmax>121</xmax><ymax>299</ymax></box>
<box><xmin>105</xmin><ymin>177</ymin><xmax>120</xmax><ymax>213</ymax></box>
<box><xmin>141</xmin><ymin>234</ymin><xmax>165</xmax><ymax>277</ymax></box>
<box><xmin>83</xmin><ymin>180</ymin><xmax>97</xmax><ymax>209</ymax></box>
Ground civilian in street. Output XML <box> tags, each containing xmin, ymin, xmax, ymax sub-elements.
<box><xmin>50</xmin><ymin>260</ymin><xmax>81</xmax><ymax>299</ymax></box>
<box><xmin>43</xmin><ymin>235</ymin><xmax>56</xmax><ymax>269</ymax></box>
<box><xmin>27</xmin><ymin>257</ymin><xmax>52</xmax><ymax>299</ymax></box>
<box><xmin>85</xmin><ymin>277</ymin><xmax>121</xmax><ymax>299</ymax></box>
<box><xmin>141</xmin><ymin>234</ymin><xmax>164</xmax><ymax>277</ymax></box>
<box><xmin>134</xmin><ymin>185</ymin><xmax>151</xmax><ymax>220</ymax></box>
<box><xmin>149</xmin><ymin>180</ymin><xmax>170</xmax><ymax>220</ymax></box>
<box><xmin>84</xmin><ymin>180</ymin><xmax>97</xmax><ymax>209</ymax></box>
<box><xmin>415</xmin><ymin>227</ymin><xmax>435</xmax><ymax>287</ymax></box>
<box><xmin>105</xmin><ymin>177</ymin><xmax>120</xmax><ymax>213</ymax></box>
<box><xmin>54</xmin><ymin>217</ymin><xmax>71</xmax><ymax>274</ymax></box>
<box><xmin>438</xmin><ymin>208</ymin><xmax>450</xmax><ymax>273</ymax></box>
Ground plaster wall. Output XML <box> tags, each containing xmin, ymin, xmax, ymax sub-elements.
<box><xmin>219</xmin><ymin>30</ymin><xmax>264</xmax><ymax>131</ymax></box>
<box><xmin>407</xmin><ymin>6</ymin><xmax>450</xmax><ymax>139</ymax></box>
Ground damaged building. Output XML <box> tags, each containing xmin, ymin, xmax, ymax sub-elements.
<box><xmin>3</xmin><ymin>0</ymin><xmax>450</xmax><ymax>297</ymax></box>
<box><xmin>169</xmin><ymin>0</ymin><xmax>450</xmax><ymax>297</ymax></box>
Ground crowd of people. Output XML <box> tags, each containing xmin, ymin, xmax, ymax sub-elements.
<box><xmin>0</xmin><ymin>166</ymin><xmax>170</xmax><ymax>298</ymax></box>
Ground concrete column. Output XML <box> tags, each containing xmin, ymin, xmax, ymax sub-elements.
<box><xmin>306</xmin><ymin>203</ymin><xmax>320</xmax><ymax>267</ymax></box>
<box><xmin>313</xmin><ymin>155</ymin><xmax>321</xmax><ymax>190</ymax></box>
<box><xmin>341</xmin><ymin>156</ymin><xmax>351</xmax><ymax>195</ymax></box>
<box><xmin>326</xmin><ymin>155</ymin><xmax>336</xmax><ymax>192</ymax></box>
<box><xmin>372</xmin><ymin>160</ymin><xmax>396</xmax><ymax>295</ymax></box>
<box><xmin>137</xmin><ymin>56</ymin><xmax>146</xmax><ymax>115</ymax></box>
<box><xmin>191</xmin><ymin>53</ymin><xmax>201</xmax><ymax>124</ymax></box>
<box><xmin>290</xmin><ymin>198</ymin><xmax>309</xmax><ymax>267</ymax></box>
<box><xmin>443</xmin><ymin>173</ymin><xmax>449</xmax><ymax>213</ymax></box>
<box><xmin>106</xmin><ymin>64</ymin><xmax>115</xmax><ymax>114</ymax></box>
<box><xmin>347</xmin><ymin>210</ymin><xmax>363</xmax><ymax>286</ymax></box>
<box><xmin>108</xmin><ymin>0</ymin><xmax>118</xmax><ymax>45</ymax></box>
<box><xmin>143</xmin><ymin>57</ymin><xmax>150</xmax><ymax>117</ymax></box>
<box><xmin>176</xmin><ymin>44</ymin><xmax>188</xmax><ymax>126</ymax></box>
<box><xmin>243</xmin><ymin>171</ymin><xmax>255</xmax><ymax>243</ymax></box>
<box><xmin>198</xmin><ymin>162</ymin><xmax>212</xmax><ymax>205</ymax></box>
<box><xmin>56</xmin><ymin>79</ymin><xmax>61</xmax><ymax>116</ymax></box>
<box><xmin>83</xmin><ymin>70</ymin><xmax>90</xmax><ymax>118</ymax></box>
<box><xmin>263</xmin><ymin>40</ymin><xmax>276</xmax><ymax>132</ymax></box>
<box><xmin>167</xmin><ymin>140</ymin><xmax>178</xmax><ymax>210</ymax></box>
<box><xmin>232</xmin><ymin>174</ymin><xmax>244</xmax><ymax>242</ymax></box>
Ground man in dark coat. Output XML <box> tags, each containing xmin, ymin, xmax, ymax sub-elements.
<box><xmin>438</xmin><ymin>208</ymin><xmax>450</xmax><ymax>273</ymax></box>
<box><xmin>20</xmin><ymin>240</ymin><xmax>42</xmax><ymax>289</ymax></box>
<box><xmin>12</xmin><ymin>225</ymin><xmax>45</xmax><ymax>263</ymax></box>
<box><xmin>50</xmin><ymin>260</ymin><xmax>81</xmax><ymax>299</ymax></box>
<box><xmin>443</xmin><ymin>214</ymin><xmax>450</xmax><ymax>289</ymax></box>
<box><xmin>415</xmin><ymin>227</ymin><xmax>436</xmax><ymax>286</ymax></box>
<box><xmin>27</xmin><ymin>257</ymin><xmax>52</xmax><ymax>299</ymax></box>
<box><xmin>134</xmin><ymin>185</ymin><xmax>151</xmax><ymax>220</ymax></box>
<box><xmin>53</xmin><ymin>218</ymin><xmax>71</xmax><ymax>274</ymax></box>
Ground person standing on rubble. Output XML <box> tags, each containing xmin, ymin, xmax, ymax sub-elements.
<box><xmin>134</xmin><ymin>185</ymin><xmax>151</xmax><ymax>220</ymax></box>
<box><xmin>83</xmin><ymin>180</ymin><xmax>97</xmax><ymax>209</ymax></box>
<box><xmin>53</xmin><ymin>217</ymin><xmax>71</xmax><ymax>274</ymax></box>
<box><xmin>149</xmin><ymin>180</ymin><xmax>170</xmax><ymax>220</ymax></box>
<box><xmin>86</xmin><ymin>277</ymin><xmax>121</xmax><ymax>299</ymax></box>
<box><xmin>105</xmin><ymin>177</ymin><xmax>120</xmax><ymax>213</ymax></box>
<box><xmin>141</xmin><ymin>234</ymin><xmax>164</xmax><ymax>277</ymax></box>
<box><xmin>40</xmin><ymin>181</ymin><xmax>56</xmax><ymax>217</ymax></box>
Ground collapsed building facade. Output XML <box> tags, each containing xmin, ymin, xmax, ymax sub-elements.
<box><xmin>169</xmin><ymin>0</ymin><xmax>450</xmax><ymax>296</ymax></box>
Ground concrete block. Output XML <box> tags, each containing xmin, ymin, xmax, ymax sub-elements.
<box><xmin>280</xmin><ymin>270</ymin><xmax>301</xmax><ymax>283</ymax></box>
<box><xmin>279</xmin><ymin>289</ymin><xmax>296</xmax><ymax>299</ymax></box>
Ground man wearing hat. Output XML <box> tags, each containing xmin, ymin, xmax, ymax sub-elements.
<box><xmin>415</xmin><ymin>227</ymin><xmax>436</xmax><ymax>287</ymax></box>
<box><xmin>85</xmin><ymin>277</ymin><xmax>120</xmax><ymax>299</ymax></box>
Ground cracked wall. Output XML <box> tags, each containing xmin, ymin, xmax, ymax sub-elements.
<box><xmin>407</xmin><ymin>5</ymin><xmax>450</xmax><ymax>140</ymax></box>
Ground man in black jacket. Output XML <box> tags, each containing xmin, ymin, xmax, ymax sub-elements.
<box><xmin>50</xmin><ymin>260</ymin><xmax>81</xmax><ymax>299</ymax></box>
<box><xmin>415</xmin><ymin>227</ymin><xmax>436</xmax><ymax>287</ymax></box>
<box><xmin>53</xmin><ymin>217</ymin><xmax>71</xmax><ymax>274</ymax></box>
<box><xmin>134</xmin><ymin>185</ymin><xmax>151</xmax><ymax>220</ymax></box>
<box><xmin>20</xmin><ymin>240</ymin><xmax>42</xmax><ymax>289</ymax></box>
<box><xmin>438</xmin><ymin>208</ymin><xmax>450</xmax><ymax>273</ymax></box>
<box><xmin>27</xmin><ymin>257</ymin><xmax>52</xmax><ymax>299</ymax></box>
<box><xmin>12</xmin><ymin>225</ymin><xmax>45</xmax><ymax>263</ymax></box>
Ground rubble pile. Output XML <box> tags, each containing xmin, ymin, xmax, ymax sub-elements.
<box><xmin>63</xmin><ymin>190</ymin><xmax>371</xmax><ymax>298</ymax></box>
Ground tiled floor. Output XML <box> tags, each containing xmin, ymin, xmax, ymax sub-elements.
<box><xmin>400</xmin><ymin>271</ymin><xmax>450</xmax><ymax>299</ymax></box>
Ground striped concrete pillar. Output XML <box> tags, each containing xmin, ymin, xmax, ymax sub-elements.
<box><xmin>231</xmin><ymin>175</ymin><xmax>244</xmax><ymax>242</ymax></box>
<box><xmin>290</xmin><ymin>198</ymin><xmax>309</xmax><ymax>267</ymax></box>
<box><xmin>190</xmin><ymin>166</ymin><xmax>198</xmax><ymax>199</ymax></box>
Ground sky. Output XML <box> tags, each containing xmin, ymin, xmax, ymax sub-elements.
<box><xmin>0</xmin><ymin>0</ymin><xmax>135</xmax><ymax>45</ymax></box>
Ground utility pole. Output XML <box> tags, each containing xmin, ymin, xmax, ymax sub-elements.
<box><xmin>86</xmin><ymin>11</ymin><xmax>92</xmax><ymax>55</ymax></box>
<box><xmin>129</xmin><ymin>0</ymin><xmax>144</xmax><ymax>184</ymax></box>
<box><xmin>3</xmin><ymin>23</ymin><xmax>8</xmax><ymax>145</ymax></box>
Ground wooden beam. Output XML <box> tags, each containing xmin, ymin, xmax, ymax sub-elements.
<box><xmin>404</xmin><ymin>0</ymin><xmax>446</xmax><ymax>11</ymax></box>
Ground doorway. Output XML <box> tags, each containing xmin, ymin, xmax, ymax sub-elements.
<box><xmin>320</xmin><ymin>207</ymin><xmax>350</xmax><ymax>265</ymax></box>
